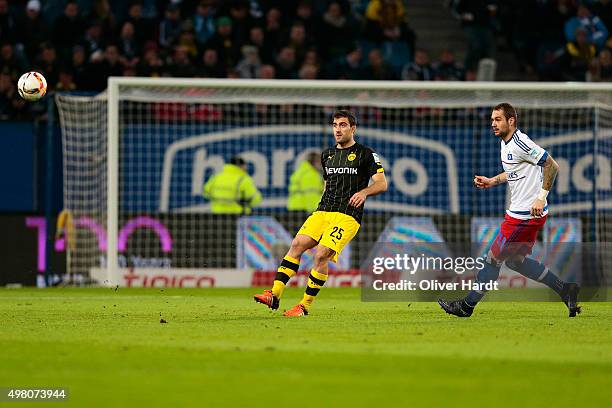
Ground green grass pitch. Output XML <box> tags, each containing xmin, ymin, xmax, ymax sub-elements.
<box><xmin>0</xmin><ymin>287</ymin><xmax>610</xmax><ymax>407</ymax></box>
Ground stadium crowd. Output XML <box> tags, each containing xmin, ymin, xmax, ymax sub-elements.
<box><xmin>1</xmin><ymin>0</ymin><xmax>612</xmax><ymax>119</ymax></box>
<box><xmin>459</xmin><ymin>0</ymin><xmax>612</xmax><ymax>81</ymax></box>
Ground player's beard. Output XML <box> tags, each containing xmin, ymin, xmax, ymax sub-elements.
<box><xmin>336</xmin><ymin>132</ymin><xmax>354</xmax><ymax>147</ymax></box>
<box><xmin>497</xmin><ymin>127</ymin><xmax>510</xmax><ymax>140</ymax></box>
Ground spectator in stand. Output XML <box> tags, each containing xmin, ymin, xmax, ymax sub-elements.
<box><xmin>535</xmin><ymin>0</ymin><xmax>575</xmax><ymax>43</ymax></box>
<box><xmin>81</xmin><ymin>20</ymin><xmax>105</xmax><ymax>60</ymax></box>
<box><xmin>401</xmin><ymin>49</ymin><xmax>434</xmax><ymax>80</ymax></box>
<box><xmin>20</xmin><ymin>0</ymin><xmax>49</xmax><ymax>63</ymax></box>
<box><xmin>247</xmin><ymin>0</ymin><xmax>264</xmax><ymax>20</ymax></box>
<box><xmin>496</xmin><ymin>0</ymin><xmax>539</xmax><ymax>74</ymax></box>
<box><xmin>275</xmin><ymin>46</ymin><xmax>298</xmax><ymax>78</ymax></box>
<box><xmin>193</xmin><ymin>0</ymin><xmax>217</xmax><ymax>47</ymax></box>
<box><xmin>248</xmin><ymin>26</ymin><xmax>275</xmax><ymax>64</ymax></box>
<box><xmin>225</xmin><ymin>0</ymin><xmax>255</xmax><ymax>47</ymax></box>
<box><xmin>303</xmin><ymin>49</ymin><xmax>321</xmax><ymax>73</ymax></box>
<box><xmin>89</xmin><ymin>0</ymin><xmax>116</xmax><ymax>39</ymax></box>
<box><xmin>125</xmin><ymin>1</ymin><xmax>155</xmax><ymax>47</ymax></box>
<box><xmin>285</xmin><ymin>21</ymin><xmax>311</xmax><ymax>65</ymax></box>
<box><xmin>36</xmin><ymin>42</ymin><xmax>60</xmax><ymax>90</ymax></box>
<box><xmin>592</xmin><ymin>0</ymin><xmax>612</xmax><ymax>45</ymax></box>
<box><xmin>53</xmin><ymin>1</ymin><xmax>85</xmax><ymax>53</ymax></box>
<box><xmin>592</xmin><ymin>47</ymin><xmax>612</xmax><ymax>81</ymax></box>
<box><xmin>198</xmin><ymin>48</ymin><xmax>226</xmax><ymax>77</ymax></box>
<box><xmin>176</xmin><ymin>21</ymin><xmax>198</xmax><ymax>59</ymax></box>
<box><xmin>235</xmin><ymin>44</ymin><xmax>261</xmax><ymax>78</ymax></box>
<box><xmin>350</xmin><ymin>0</ymin><xmax>371</xmax><ymax>18</ymax></box>
<box><xmin>88</xmin><ymin>44</ymin><xmax>124</xmax><ymax>91</ymax></box>
<box><xmin>0</xmin><ymin>0</ymin><xmax>17</xmax><ymax>44</ymax></box>
<box><xmin>56</xmin><ymin>69</ymin><xmax>76</xmax><ymax>92</ymax></box>
<box><xmin>118</xmin><ymin>21</ymin><xmax>140</xmax><ymax>65</ymax></box>
<box><xmin>324</xmin><ymin>45</ymin><xmax>363</xmax><ymax>79</ymax></box>
<box><xmin>295</xmin><ymin>1</ymin><xmax>320</xmax><ymax>42</ymax></box>
<box><xmin>257</xmin><ymin>64</ymin><xmax>276</xmax><ymax>79</ymax></box>
<box><xmin>260</xmin><ymin>0</ymin><xmax>294</xmax><ymax>19</ymax></box>
<box><xmin>563</xmin><ymin>26</ymin><xmax>597</xmax><ymax>81</ymax></box>
<box><xmin>564</xmin><ymin>4</ymin><xmax>609</xmax><ymax>50</ymax></box>
<box><xmin>362</xmin><ymin>48</ymin><xmax>396</xmax><ymax>80</ymax></box>
<box><xmin>0</xmin><ymin>71</ymin><xmax>27</xmax><ymax>120</ymax></box>
<box><xmin>137</xmin><ymin>42</ymin><xmax>165</xmax><ymax>77</ymax></box>
<box><xmin>159</xmin><ymin>3</ymin><xmax>182</xmax><ymax>49</ymax></box>
<box><xmin>298</xmin><ymin>62</ymin><xmax>319</xmax><ymax>79</ymax></box>
<box><xmin>70</xmin><ymin>45</ymin><xmax>91</xmax><ymax>89</ymax></box>
<box><xmin>536</xmin><ymin>42</ymin><xmax>566</xmax><ymax>81</ymax></box>
<box><xmin>205</xmin><ymin>16</ymin><xmax>241</xmax><ymax>72</ymax></box>
<box><xmin>0</xmin><ymin>43</ymin><xmax>27</xmax><ymax>79</ymax></box>
<box><xmin>454</xmin><ymin>0</ymin><xmax>497</xmax><ymax>71</ymax></box>
<box><xmin>433</xmin><ymin>48</ymin><xmax>465</xmax><ymax>80</ymax></box>
<box><xmin>167</xmin><ymin>44</ymin><xmax>196</xmax><ymax>77</ymax></box>
<box><xmin>167</xmin><ymin>0</ymin><xmax>196</xmax><ymax>19</ymax></box>
<box><xmin>319</xmin><ymin>1</ymin><xmax>356</xmax><ymax>60</ymax></box>
<box><xmin>264</xmin><ymin>8</ymin><xmax>283</xmax><ymax>53</ymax></box>
<box><xmin>363</xmin><ymin>0</ymin><xmax>415</xmax><ymax>49</ymax></box>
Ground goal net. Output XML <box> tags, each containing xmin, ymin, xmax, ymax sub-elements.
<box><xmin>55</xmin><ymin>79</ymin><xmax>612</xmax><ymax>288</ymax></box>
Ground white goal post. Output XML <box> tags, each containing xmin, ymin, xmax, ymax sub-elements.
<box><xmin>56</xmin><ymin>78</ymin><xmax>612</xmax><ymax>286</ymax></box>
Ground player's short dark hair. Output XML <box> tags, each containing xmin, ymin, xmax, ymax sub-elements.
<box><xmin>493</xmin><ymin>102</ymin><xmax>518</xmax><ymax>125</ymax></box>
<box><xmin>332</xmin><ymin>109</ymin><xmax>357</xmax><ymax>126</ymax></box>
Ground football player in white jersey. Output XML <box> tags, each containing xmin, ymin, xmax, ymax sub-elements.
<box><xmin>439</xmin><ymin>102</ymin><xmax>581</xmax><ymax>318</ymax></box>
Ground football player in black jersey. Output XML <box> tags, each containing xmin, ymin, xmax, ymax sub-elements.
<box><xmin>255</xmin><ymin>110</ymin><xmax>387</xmax><ymax>316</ymax></box>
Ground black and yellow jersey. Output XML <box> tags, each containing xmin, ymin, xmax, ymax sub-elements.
<box><xmin>316</xmin><ymin>142</ymin><xmax>384</xmax><ymax>223</ymax></box>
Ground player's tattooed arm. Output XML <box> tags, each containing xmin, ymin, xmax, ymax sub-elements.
<box><xmin>541</xmin><ymin>154</ymin><xmax>559</xmax><ymax>191</ymax></box>
<box><xmin>531</xmin><ymin>154</ymin><xmax>559</xmax><ymax>217</ymax></box>
<box><xmin>492</xmin><ymin>172</ymin><xmax>507</xmax><ymax>186</ymax></box>
<box><xmin>474</xmin><ymin>172</ymin><xmax>506</xmax><ymax>189</ymax></box>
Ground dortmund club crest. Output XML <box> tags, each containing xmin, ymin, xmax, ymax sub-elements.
<box><xmin>347</xmin><ymin>153</ymin><xmax>356</xmax><ymax>161</ymax></box>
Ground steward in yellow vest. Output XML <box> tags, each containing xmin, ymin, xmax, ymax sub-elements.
<box><xmin>203</xmin><ymin>156</ymin><xmax>262</xmax><ymax>214</ymax></box>
<box><xmin>287</xmin><ymin>152</ymin><xmax>324</xmax><ymax>212</ymax></box>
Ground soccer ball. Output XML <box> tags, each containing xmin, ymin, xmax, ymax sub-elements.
<box><xmin>17</xmin><ymin>71</ymin><xmax>47</xmax><ymax>101</ymax></box>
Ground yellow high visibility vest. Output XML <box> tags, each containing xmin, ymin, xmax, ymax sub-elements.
<box><xmin>203</xmin><ymin>164</ymin><xmax>262</xmax><ymax>214</ymax></box>
<box><xmin>287</xmin><ymin>161</ymin><xmax>324</xmax><ymax>212</ymax></box>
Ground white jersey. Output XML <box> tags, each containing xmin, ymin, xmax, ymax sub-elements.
<box><xmin>500</xmin><ymin>129</ymin><xmax>548</xmax><ymax>220</ymax></box>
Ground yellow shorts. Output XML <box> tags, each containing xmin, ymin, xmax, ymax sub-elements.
<box><xmin>297</xmin><ymin>211</ymin><xmax>360</xmax><ymax>263</ymax></box>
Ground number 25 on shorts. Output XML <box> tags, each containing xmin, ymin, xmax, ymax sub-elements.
<box><xmin>330</xmin><ymin>226</ymin><xmax>344</xmax><ymax>240</ymax></box>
